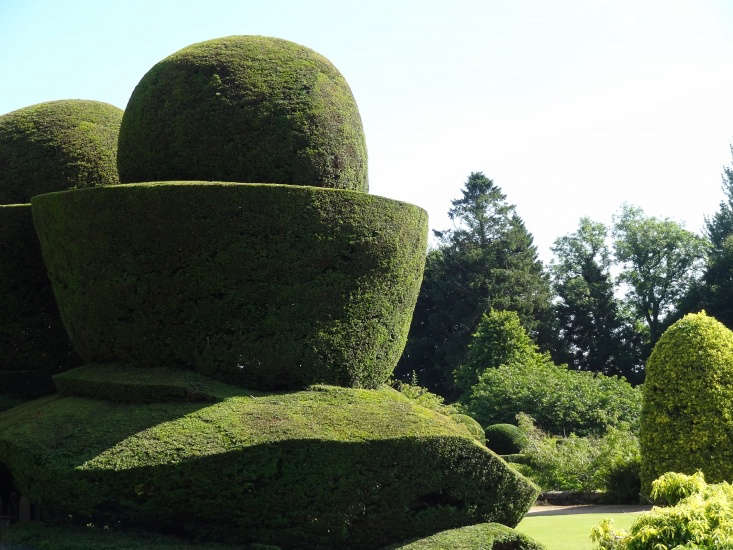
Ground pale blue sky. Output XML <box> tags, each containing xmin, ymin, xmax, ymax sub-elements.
<box><xmin>2</xmin><ymin>0</ymin><xmax>732</xmax><ymax>262</ymax></box>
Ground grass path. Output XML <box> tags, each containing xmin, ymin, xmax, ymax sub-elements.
<box><xmin>516</xmin><ymin>505</ymin><xmax>651</xmax><ymax>550</ymax></box>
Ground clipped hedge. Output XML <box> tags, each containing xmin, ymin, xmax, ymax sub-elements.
<box><xmin>386</xmin><ymin>522</ymin><xmax>546</xmax><ymax>549</ymax></box>
<box><xmin>0</xmin><ymin>205</ymin><xmax>78</xmax><ymax>384</ymax></box>
<box><xmin>640</xmin><ymin>312</ymin><xmax>733</xmax><ymax>495</ymax></box>
<box><xmin>32</xmin><ymin>182</ymin><xmax>427</xmax><ymax>390</ymax></box>
<box><xmin>0</xmin><ymin>100</ymin><xmax>122</xmax><ymax>204</ymax></box>
<box><xmin>118</xmin><ymin>36</ymin><xmax>368</xmax><ymax>191</ymax></box>
<box><xmin>485</xmin><ymin>424</ymin><xmax>528</xmax><ymax>455</ymax></box>
<box><xmin>0</xmin><ymin>383</ymin><xmax>539</xmax><ymax>548</ymax></box>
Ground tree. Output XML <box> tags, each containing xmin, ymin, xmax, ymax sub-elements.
<box><xmin>395</xmin><ymin>172</ymin><xmax>554</xmax><ymax>398</ymax></box>
<box><xmin>551</xmin><ymin>218</ymin><xmax>644</xmax><ymax>383</ymax></box>
<box><xmin>612</xmin><ymin>205</ymin><xmax>708</xmax><ymax>347</ymax></box>
<box><xmin>696</xmin><ymin>148</ymin><xmax>733</xmax><ymax>327</ymax></box>
<box><xmin>454</xmin><ymin>310</ymin><xmax>540</xmax><ymax>396</ymax></box>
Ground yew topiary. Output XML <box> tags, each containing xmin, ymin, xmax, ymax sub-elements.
<box><xmin>640</xmin><ymin>312</ymin><xmax>733</xmax><ymax>495</ymax></box>
<box><xmin>0</xmin><ymin>100</ymin><xmax>122</xmax><ymax>204</ymax></box>
<box><xmin>117</xmin><ymin>35</ymin><xmax>368</xmax><ymax>191</ymax></box>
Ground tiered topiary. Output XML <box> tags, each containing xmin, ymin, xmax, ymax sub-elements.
<box><xmin>0</xmin><ymin>100</ymin><xmax>121</xmax><ymax>403</ymax></box>
<box><xmin>2</xmin><ymin>36</ymin><xmax>542</xmax><ymax>548</ymax></box>
<box><xmin>640</xmin><ymin>312</ymin><xmax>733</xmax><ymax>496</ymax></box>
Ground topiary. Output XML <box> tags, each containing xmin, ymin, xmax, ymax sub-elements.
<box><xmin>32</xmin><ymin>183</ymin><xmax>427</xmax><ymax>390</ymax></box>
<box><xmin>640</xmin><ymin>312</ymin><xmax>733</xmax><ymax>496</ymax></box>
<box><xmin>117</xmin><ymin>35</ymin><xmax>368</xmax><ymax>191</ymax></box>
<box><xmin>0</xmin><ymin>205</ymin><xmax>78</xmax><ymax>388</ymax></box>
<box><xmin>484</xmin><ymin>423</ymin><xmax>528</xmax><ymax>455</ymax></box>
<box><xmin>0</xmin><ymin>100</ymin><xmax>122</xmax><ymax>204</ymax></box>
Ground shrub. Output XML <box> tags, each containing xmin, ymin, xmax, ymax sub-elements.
<box><xmin>591</xmin><ymin>474</ymin><xmax>733</xmax><ymax>550</ymax></box>
<box><xmin>516</xmin><ymin>414</ymin><xmax>640</xmax><ymax>499</ymax></box>
<box><xmin>0</xmin><ymin>205</ymin><xmax>78</xmax><ymax>386</ymax></box>
<box><xmin>649</xmin><ymin>471</ymin><xmax>707</xmax><ymax>506</ymax></box>
<box><xmin>0</xmin><ymin>380</ymin><xmax>540</xmax><ymax>548</ymax></box>
<box><xmin>117</xmin><ymin>36</ymin><xmax>367</xmax><ymax>191</ymax></box>
<box><xmin>454</xmin><ymin>310</ymin><xmax>538</xmax><ymax>396</ymax></box>
<box><xmin>484</xmin><ymin>424</ymin><xmax>527</xmax><ymax>455</ymax></box>
<box><xmin>461</xmin><ymin>358</ymin><xmax>641</xmax><ymax>437</ymax></box>
<box><xmin>0</xmin><ymin>100</ymin><xmax>122</xmax><ymax>204</ymax></box>
<box><xmin>640</xmin><ymin>312</ymin><xmax>733</xmax><ymax>495</ymax></box>
<box><xmin>32</xmin><ymin>183</ymin><xmax>427</xmax><ymax>390</ymax></box>
<box><xmin>386</xmin><ymin>522</ymin><xmax>546</xmax><ymax>549</ymax></box>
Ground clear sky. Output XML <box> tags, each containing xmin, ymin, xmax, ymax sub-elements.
<box><xmin>2</xmin><ymin>0</ymin><xmax>732</xmax><ymax>262</ymax></box>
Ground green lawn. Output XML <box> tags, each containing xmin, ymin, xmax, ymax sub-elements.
<box><xmin>517</xmin><ymin>511</ymin><xmax>644</xmax><ymax>550</ymax></box>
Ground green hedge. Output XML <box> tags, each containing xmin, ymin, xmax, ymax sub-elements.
<box><xmin>0</xmin><ymin>205</ymin><xmax>78</xmax><ymax>384</ymax></box>
<box><xmin>485</xmin><ymin>424</ymin><xmax>528</xmax><ymax>455</ymax></box>
<box><xmin>32</xmin><ymin>182</ymin><xmax>427</xmax><ymax>390</ymax></box>
<box><xmin>386</xmin><ymin>522</ymin><xmax>546</xmax><ymax>549</ymax></box>
<box><xmin>640</xmin><ymin>312</ymin><xmax>733</xmax><ymax>495</ymax></box>
<box><xmin>0</xmin><ymin>100</ymin><xmax>122</xmax><ymax>204</ymax></box>
<box><xmin>0</xmin><ymin>384</ymin><xmax>539</xmax><ymax>548</ymax></box>
<box><xmin>118</xmin><ymin>36</ymin><xmax>368</xmax><ymax>191</ymax></box>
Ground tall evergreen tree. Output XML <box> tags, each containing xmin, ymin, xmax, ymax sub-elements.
<box><xmin>396</xmin><ymin>172</ymin><xmax>553</xmax><ymax>398</ymax></box>
<box><xmin>550</xmin><ymin>218</ymin><xmax>643</xmax><ymax>383</ymax></box>
<box><xmin>698</xmin><ymin>149</ymin><xmax>733</xmax><ymax>327</ymax></box>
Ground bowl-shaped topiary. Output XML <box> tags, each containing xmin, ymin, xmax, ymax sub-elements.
<box><xmin>640</xmin><ymin>312</ymin><xmax>733</xmax><ymax>496</ymax></box>
<box><xmin>0</xmin><ymin>100</ymin><xmax>122</xmax><ymax>204</ymax></box>
<box><xmin>484</xmin><ymin>423</ymin><xmax>528</xmax><ymax>455</ymax></box>
<box><xmin>0</xmin><ymin>205</ymin><xmax>78</xmax><ymax>394</ymax></box>
<box><xmin>32</xmin><ymin>182</ymin><xmax>427</xmax><ymax>390</ymax></box>
<box><xmin>117</xmin><ymin>35</ymin><xmax>368</xmax><ymax>191</ymax></box>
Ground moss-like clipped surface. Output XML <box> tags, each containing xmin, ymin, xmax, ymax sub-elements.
<box><xmin>0</xmin><ymin>100</ymin><xmax>122</xmax><ymax>204</ymax></box>
<box><xmin>0</xmin><ymin>205</ymin><xmax>78</xmax><ymax>382</ymax></box>
<box><xmin>485</xmin><ymin>424</ymin><xmax>528</xmax><ymax>455</ymax></box>
<box><xmin>640</xmin><ymin>312</ymin><xmax>733</xmax><ymax>495</ymax></box>
<box><xmin>0</xmin><ymin>383</ymin><xmax>539</xmax><ymax>548</ymax></box>
<box><xmin>53</xmin><ymin>363</ymin><xmax>253</xmax><ymax>403</ymax></box>
<box><xmin>118</xmin><ymin>36</ymin><xmax>367</xmax><ymax>191</ymax></box>
<box><xmin>386</xmin><ymin>522</ymin><xmax>546</xmax><ymax>550</ymax></box>
<box><xmin>32</xmin><ymin>182</ymin><xmax>427</xmax><ymax>390</ymax></box>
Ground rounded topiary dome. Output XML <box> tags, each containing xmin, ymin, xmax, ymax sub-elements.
<box><xmin>118</xmin><ymin>36</ymin><xmax>368</xmax><ymax>191</ymax></box>
<box><xmin>640</xmin><ymin>312</ymin><xmax>733</xmax><ymax>495</ymax></box>
<box><xmin>0</xmin><ymin>100</ymin><xmax>122</xmax><ymax>204</ymax></box>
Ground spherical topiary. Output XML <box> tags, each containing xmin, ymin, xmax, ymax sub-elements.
<box><xmin>32</xmin><ymin>182</ymin><xmax>426</xmax><ymax>390</ymax></box>
<box><xmin>640</xmin><ymin>312</ymin><xmax>733</xmax><ymax>496</ymax></box>
<box><xmin>118</xmin><ymin>36</ymin><xmax>368</xmax><ymax>191</ymax></box>
<box><xmin>0</xmin><ymin>100</ymin><xmax>122</xmax><ymax>204</ymax></box>
<box><xmin>484</xmin><ymin>423</ymin><xmax>528</xmax><ymax>455</ymax></box>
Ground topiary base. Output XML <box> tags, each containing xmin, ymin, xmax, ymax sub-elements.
<box><xmin>385</xmin><ymin>522</ymin><xmax>546</xmax><ymax>549</ymax></box>
<box><xmin>0</xmin><ymin>370</ymin><xmax>539</xmax><ymax>549</ymax></box>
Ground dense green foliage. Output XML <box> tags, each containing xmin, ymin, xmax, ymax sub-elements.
<box><xmin>0</xmin><ymin>205</ymin><xmax>78</xmax><ymax>386</ymax></box>
<box><xmin>484</xmin><ymin>424</ymin><xmax>528</xmax><ymax>455</ymax></box>
<box><xmin>0</xmin><ymin>377</ymin><xmax>539</xmax><ymax>548</ymax></box>
<box><xmin>512</xmin><ymin>414</ymin><xmax>640</xmax><ymax>501</ymax></box>
<box><xmin>551</xmin><ymin>219</ymin><xmax>643</xmax><ymax>383</ymax></box>
<box><xmin>613</xmin><ymin>205</ymin><xmax>709</xmax><ymax>347</ymax></box>
<box><xmin>5</xmin><ymin>523</ymin><xmax>238</xmax><ymax>550</ymax></box>
<box><xmin>387</xmin><ymin>522</ymin><xmax>546</xmax><ymax>549</ymax></box>
<box><xmin>455</xmin><ymin>310</ymin><xmax>538</xmax><ymax>396</ymax></box>
<box><xmin>396</xmin><ymin>173</ymin><xmax>553</xmax><ymax>397</ymax></box>
<box><xmin>458</xmin><ymin>315</ymin><xmax>641</xmax><ymax>436</ymax></box>
<box><xmin>32</xmin><ymin>182</ymin><xmax>427</xmax><ymax>390</ymax></box>
<box><xmin>0</xmin><ymin>100</ymin><xmax>122</xmax><ymax>204</ymax></box>
<box><xmin>640</xmin><ymin>312</ymin><xmax>733</xmax><ymax>495</ymax></box>
<box><xmin>649</xmin><ymin>471</ymin><xmax>707</xmax><ymax>506</ymax></box>
<box><xmin>591</xmin><ymin>473</ymin><xmax>733</xmax><ymax>549</ymax></box>
<box><xmin>118</xmin><ymin>36</ymin><xmax>367</xmax><ymax>191</ymax></box>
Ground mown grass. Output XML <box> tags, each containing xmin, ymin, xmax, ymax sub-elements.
<box><xmin>517</xmin><ymin>511</ymin><xmax>644</xmax><ymax>550</ymax></box>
